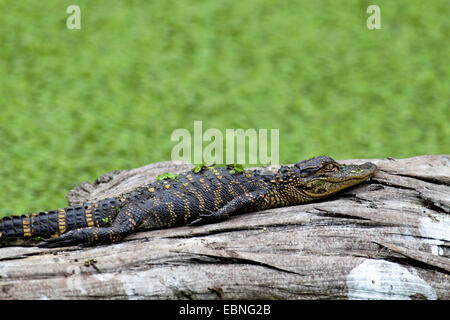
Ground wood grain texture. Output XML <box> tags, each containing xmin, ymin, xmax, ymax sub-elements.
<box><xmin>0</xmin><ymin>155</ymin><xmax>449</xmax><ymax>300</ymax></box>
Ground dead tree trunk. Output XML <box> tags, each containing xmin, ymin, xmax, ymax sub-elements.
<box><xmin>0</xmin><ymin>155</ymin><xmax>449</xmax><ymax>300</ymax></box>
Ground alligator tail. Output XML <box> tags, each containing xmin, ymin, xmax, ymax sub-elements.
<box><xmin>0</xmin><ymin>197</ymin><xmax>123</xmax><ymax>246</ymax></box>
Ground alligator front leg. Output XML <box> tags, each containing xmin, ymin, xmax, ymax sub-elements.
<box><xmin>189</xmin><ymin>190</ymin><xmax>270</xmax><ymax>226</ymax></box>
<box><xmin>38</xmin><ymin>201</ymin><xmax>147</xmax><ymax>247</ymax></box>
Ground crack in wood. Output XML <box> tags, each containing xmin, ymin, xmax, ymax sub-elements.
<box><xmin>417</xmin><ymin>193</ymin><xmax>450</xmax><ymax>214</ymax></box>
<box><xmin>391</xmin><ymin>172</ymin><xmax>450</xmax><ymax>187</ymax></box>
<box><xmin>372</xmin><ymin>241</ymin><xmax>450</xmax><ymax>274</ymax></box>
<box><xmin>170</xmin><ymin>251</ymin><xmax>306</xmax><ymax>277</ymax></box>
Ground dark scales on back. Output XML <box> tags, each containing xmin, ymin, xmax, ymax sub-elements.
<box><xmin>0</xmin><ymin>156</ymin><xmax>376</xmax><ymax>247</ymax></box>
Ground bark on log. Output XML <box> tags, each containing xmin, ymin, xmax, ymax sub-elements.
<box><xmin>0</xmin><ymin>155</ymin><xmax>449</xmax><ymax>300</ymax></box>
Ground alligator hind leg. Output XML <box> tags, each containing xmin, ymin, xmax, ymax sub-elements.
<box><xmin>38</xmin><ymin>201</ymin><xmax>147</xmax><ymax>247</ymax></box>
<box><xmin>189</xmin><ymin>190</ymin><xmax>270</xmax><ymax>226</ymax></box>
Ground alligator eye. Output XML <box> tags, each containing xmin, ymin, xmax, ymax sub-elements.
<box><xmin>323</xmin><ymin>163</ymin><xmax>336</xmax><ymax>171</ymax></box>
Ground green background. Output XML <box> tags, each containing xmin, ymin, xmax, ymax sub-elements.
<box><xmin>0</xmin><ymin>0</ymin><xmax>448</xmax><ymax>217</ymax></box>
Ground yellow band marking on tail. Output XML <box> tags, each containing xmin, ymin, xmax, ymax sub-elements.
<box><xmin>57</xmin><ymin>208</ymin><xmax>67</xmax><ymax>235</ymax></box>
<box><xmin>85</xmin><ymin>209</ymin><xmax>95</xmax><ymax>227</ymax></box>
<box><xmin>22</xmin><ymin>215</ymin><xmax>32</xmax><ymax>239</ymax></box>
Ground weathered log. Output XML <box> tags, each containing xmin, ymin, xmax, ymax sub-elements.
<box><xmin>0</xmin><ymin>155</ymin><xmax>448</xmax><ymax>300</ymax></box>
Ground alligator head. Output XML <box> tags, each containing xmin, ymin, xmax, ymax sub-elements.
<box><xmin>293</xmin><ymin>156</ymin><xmax>377</xmax><ymax>199</ymax></box>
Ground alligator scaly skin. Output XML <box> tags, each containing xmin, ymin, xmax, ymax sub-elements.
<box><xmin>0</xmin><ymin>156</ymin><xmax>376</xmax><ymax>247</ymax></box>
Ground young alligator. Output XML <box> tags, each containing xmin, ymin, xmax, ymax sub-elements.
<box><xmin>0</xmin><ymin>156</ymin><xmax>376</xmax><ymax>247</ymax></box>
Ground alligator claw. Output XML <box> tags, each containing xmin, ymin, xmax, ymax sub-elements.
<box><xmin>189</xmin><ymin>209</ymin><xmax>218</xmax><ymax>226</ymax></box>
<box><xmin>37</xmin><ymin>229</ymin><xmax>93</xmax><ymax>248</ymax></box>
<box><xmin>188</xmin><ymin>218</ymin><xmax>205</xmax><ymax>226</ymax></box>
<box><xmin>189</xmin><ymin>216</ymin><xmax>211</xmax><ymax>226</ymax></box>
<box><xmin>37</xmin><ymin>239</ymin><xmax>73</xmax><ymax>248</ymax></box>
<box><xmin>37</xmin><ymin>235</ymin><xmax>81</xmax><ymax>248</ymax></box>
<box><xmin>189</xmin><ymin>209</ymin><xmax>229</xmax><ymax>226</ymax></box>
